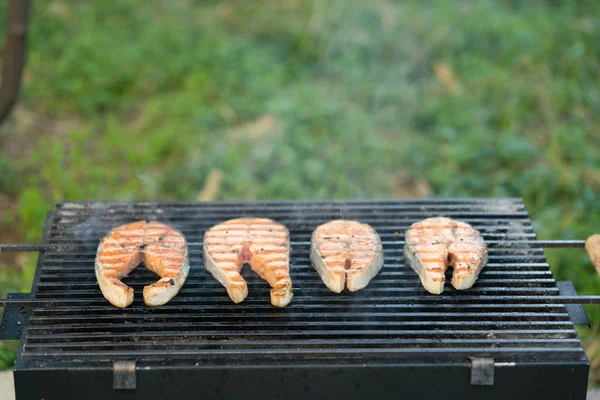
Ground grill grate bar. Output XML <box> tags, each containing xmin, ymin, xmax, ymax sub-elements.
<box><xmin>39</xmin><ymin>250</ymin><xmax>547</xmax><ymax>256</ymax></box>
<box><xmin>7</xmin><ymin>296</ymin><xmax>600</xmax><ymax>307</ymax></box>
<box><xmin>36</xmin><ymin>270</ymin><xmax>555</xmax><ymax>278</ymax></box>
<box><xmin>46</xmin><ymin>229</ymin><xmax>538</xmax><ymax>238</ymax></box>
<box><xmin>24</xmin><ymin>329</ymin><xmax>579</xmax><ymax>342</ymax></box>
<box><xmin>27</xmin><ymin>312</ymin><xmax>571</xmax><ymax>324</ymax></box>
<box><xmin>20</xmin><ymin>347</ymin><xmax>586</xmax><ymax>361</ymax></box>
<box><xmin>24</xmin><ymin>321</ymin><xmax>576</xmax><ymax>333</ymax></box>
<box><xmin>25</xmin><ymin>241</ymin><xmax>578</xmax><ymax>252</ymax></box>
<box><xmin>24</xmin><ymin>338</ymin><xmax>582</xmax><ymax>348</ymax></box>
<box><xmin>33</xmin><ymin>280</ymin><xmax>560</xmax><ymax>290</ymax></box>
<box><xmin>55</xmin><ymin>200</ymin><xmax>525</xmax><ymax>208</ymax></box>
<box><xmin>47</xmin><ymin>215</ymin><xmax>533</xmax><ymax>226</ymax></box>
<box><xmin>56</xmin><ymin>198</ymin><xmax>525</xmax><ymax>205</ymax></box>
<box><xmin>27</xmin><ymin>303</ymin><xmax>569</xmax><ymax>313</ymax></box>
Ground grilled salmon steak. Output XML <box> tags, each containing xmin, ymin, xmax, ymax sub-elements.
<box><xmin>311</xmin><ymin>220</ymin><xmax>383</xmax><ymax>293</ymax></box>
<box><xmin>95</xmin><ymin>221</ymin><xmax>189</xmax><ymax>308</ymax></box>
<box><xmin>203</xmin><ymin>218</ymin><xmax>292</xmax><ymax>307</ymax></box>
<box><xmin>404</xmin><ymin>217</ymin><xmax>487</xmax><ymax>294</ymax></box>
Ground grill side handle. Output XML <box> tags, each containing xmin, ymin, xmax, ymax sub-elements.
<box><xmin>0</xmin><ymin>246</ymin><xmax>33</xmax><ymax>340</ymax></box>
<box><xmin>0</xmin><ymin>293</ymin><xmax>31</xmax><ymax>340</ymax></box>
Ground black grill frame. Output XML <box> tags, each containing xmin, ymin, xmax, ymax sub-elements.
<box><xmin>8</xmin><ymin>199</ymin><xmax>590</xmax><ymax>399</ymax></box>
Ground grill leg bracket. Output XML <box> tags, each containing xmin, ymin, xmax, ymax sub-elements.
<box><xmin>558</xmin><ymin>281</ymin><xmax>591</xmax><ymax>326</ymax></box>
<box><xmin>470</xmin><ymin>357</ymin><xmax>495</xmax><ymax>386</ymax></box>
<box><xmin>113</xmin><ymin>360</ymin><xmax>137</xmax><ymax>390</ymax></box>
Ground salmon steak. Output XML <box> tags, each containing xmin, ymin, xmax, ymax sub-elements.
<box><xmin>404</xmin><ymin>217</ymin><xmax>487</xmax><ymax>294</ymax></box>
<box><xmin>311</xmin><ymin>220</ymin><xmax>383</xmax><ymax>293</ymax></box>
<box><xmin>95</xmin><ymin>221</ymin><xmax>189</xmax><ymax>308</ymax></box>
<box><xmin>203</xmin><ymin>218</ymin><xmax>293</xmax><ymax>307</ymax></box>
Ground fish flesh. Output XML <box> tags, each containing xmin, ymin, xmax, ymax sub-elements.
<box><xmin>95</xmin><ymin>221</ymin><xmax>189</xmax><ymax>308</ymax></box>
<box><xmin>404</xmin><ymin>217</ymin><xmax>487</xmax><ymax>294</ymax></box>
<box><xmin>311</xmin><ymin>220</ymin><xmax>383</xmax><ymax>293</ymax></box>
<box><xmin>203</xmin><ymin>218</ymin><xmax>292</xmax><ymax>307</ymax></box>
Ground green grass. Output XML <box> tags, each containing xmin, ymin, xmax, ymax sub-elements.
<box><xmin>1</xmin><ymin>0</ymin><xmax>600</xmax><ymax>377</ymax></box>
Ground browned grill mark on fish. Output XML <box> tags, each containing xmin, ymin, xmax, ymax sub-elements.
<box><xmin>403</xmin><ymin>217</ymin><xmax>487</xmax><ymax>294</ymax></box>
<box><xmin>311</xmin><ymin>220</ymin><xmax>383</xmax><ymax>293</ymax></box>
<box><xmin>203</xmin><ymin>218</ymin><xmax>292</xmax><ymax>307</ymax></box>
<box><xmin>344</xmin><ymin>259</ymin><xmax>352</xmax><ymax>271</ymax></box>
<box><xmin>95</xmin><ymin>221</ymin><xmax>189</xmax><ymax>308</ymax></box>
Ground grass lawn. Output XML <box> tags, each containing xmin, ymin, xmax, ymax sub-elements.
<box><xmin>1</xmin><ymin>0</ymin><xmax>600</xmax><ymax>382</ymax></box>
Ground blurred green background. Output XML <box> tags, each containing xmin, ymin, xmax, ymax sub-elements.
<box><xmin>0</xmin><ymin>0</ymin><xmax>599</xmax><ymax>382</ymax></box>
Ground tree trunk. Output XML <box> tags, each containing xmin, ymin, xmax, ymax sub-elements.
<box><xmin>0</xmin><ymin>0</ymin><xmax>30</xmax><ymax>125</ymax></box>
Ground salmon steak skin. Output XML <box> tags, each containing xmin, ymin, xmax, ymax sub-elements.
<box><xmin>203</xmin><ymin>218</ymin><xmax>293</xmax><ymax>307</ymax></box>
<box><xmin>311</xmin><ymin>220</ymin><xmax>383</xmax><ymax>293</ymax></box>
<box><xmin>95</xmin><ymin>221</ymin><xmax>189</xmax><ymax>308</ymax></box>
<box><xmin>404</xmin><ymin>217</ymin><xmax>487</xmax><ymax>294</ymax></box>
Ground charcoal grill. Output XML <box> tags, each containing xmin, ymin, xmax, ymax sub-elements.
<box><xmin>1</xmin><ymin>198</ymin><xmax>598</xmax><ymax>399</ymax></box>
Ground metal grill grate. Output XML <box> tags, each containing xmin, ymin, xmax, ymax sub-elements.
<box><xmin>13</xmin><ymin>198</ymin><xmax>586</xmax><ymax>369</ymax></box>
